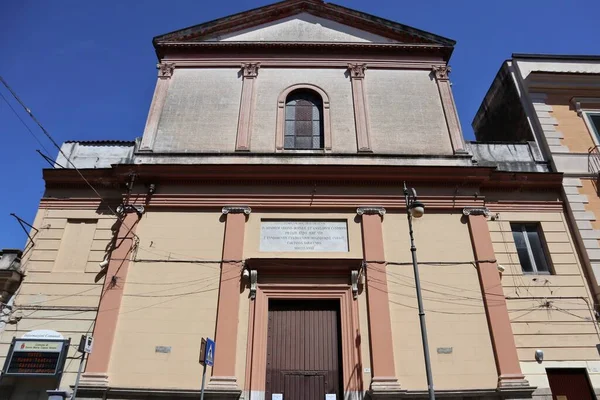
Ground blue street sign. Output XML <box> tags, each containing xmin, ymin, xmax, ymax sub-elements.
<box><xmin>204</xmin><ymin>338</ymin><xmax>215</xmax><ymax>367</ymax></box>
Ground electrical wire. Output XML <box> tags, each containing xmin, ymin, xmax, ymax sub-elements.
<box><xmin>0</xmin><ymin>90</ymin><xmax>54</xmax><ymax>157</ymax></box>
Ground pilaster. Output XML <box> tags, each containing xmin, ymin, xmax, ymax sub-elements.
<box><xmin>348</xmin><ymin>64</ymin><xmax>372</xmax><ymax>152</ymax></box>
<box><xmin>80</xmin><ymin>211</ymin><xmax>141</xmax><ymax>388</ymax></box>
<box><xmin>208</xmin><ymin>206</ymin><xmax>251</xmax><ymax>392</ymax></box>
<box><xmin>235</xmin><ymin>63</ymin><xmax>260</xmax><ymax>151</ymax></box>
<box><xmin>357</xmin><ymin>207</ymin><xmax>403</xmax><ymax>394</ymax></box>
<box><xmin>463</xmin><ymin>207</ymin><xmax>530</xmax><ymax>390</ymax></box>
<box><xmin>139</xmin><ymin>62</ymin><xmax>176</xmax><ymax>152</ymax></box>
<box><xmin>432</xmin><ymin>65</ymin><xmax>467</xmax><ymax>154</ymax></box>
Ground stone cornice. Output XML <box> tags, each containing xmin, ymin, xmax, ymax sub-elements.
<box><xmin>154</xmin><ymin>41</ymin><xmax>453</xmax><ymax>61</ymax></box>
<box><xmin>42</xmin><ymin>163</ymin><xmax>564</xmax><ymax>191</ymax></box>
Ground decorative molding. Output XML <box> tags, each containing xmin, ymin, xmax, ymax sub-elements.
<box><xmin>241</xmin><ymin>62</ymin><xmax>260</xmax><ymax>78</ymax></box>
<box><xmin>276</xmin><ymin>83</ymin><xmax>332</xmax><ymax>151</ymax></box>
<box><xmin>116</xmin><ymin>204</ymin><xmax>145</xmax><ymax>216</ymax></box>
<box><xmin>39</xmin><ymin>196</ymin><xmax>564</xmax><ymax>213</ymax></box>
<box><xmin>357</xmin><ymin>207</ymin><xmax>386</xmax><ymax>216</ymax></box>
<box><xmin>351</xmin><ymin>269</ymin><xmax>359</xmax><ymax>299</ymax></box>
<box><xmin>348</xmin><ymin>63</ymin><xmax>367</xmax><ymax>79</ymax></box>
<box><xmin>249</xmin><ymin>270</ymin><xmax>258</xmax><ymax>300</ymax></box>
<box><xmin>161</xmin><ymin>58</ymin><xmax>447</xmax><ymax>70</ymax></box>
<box><xmin>571</xmin><ymin>97</ymin><xmax>600</xmax><ymax>117</ymax></box>
<box><xmin>432</xmin><ymin>65</ymin><xmax>451</xmax><ymax>80</ymax></box>
<box><xmin>462</xmin><ymin>207</ymin><xmax>490</xmax><ymax>217</ymax></box>
<box><xmin>348</xmin><ymin>63</ymin><xmax>372</xmax><ymax>152</ymax></box>
<box><xmin>222</xmin><ymin>206</ymin><xmax>252</xmax><ymax>215</ymax></box>
<box><xmin>157</xmin><ymin>62</ymin><xmax>175</xmax><ymax>78</ymax></box>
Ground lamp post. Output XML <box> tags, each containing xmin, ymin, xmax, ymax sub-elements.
<box><xmin>403</xmin><ymin>182</ymin><xmax>435</xmax><ymax>400</ymax></box>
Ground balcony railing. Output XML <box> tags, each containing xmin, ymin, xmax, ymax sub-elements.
<box><xmin>588</xmin><ymin>146</ymin><xmax>600</xmax><ymax>176</ymax></box>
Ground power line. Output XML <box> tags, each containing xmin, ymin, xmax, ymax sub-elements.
<box><xmin>0</xmin><ymin>75</ymin><xmax>139</xmax><ymax>240</ymax></box>
<box><xmin>0</xmin><ymin>90</ymin><xmax>54</xmax><ymax>156</ymax></box>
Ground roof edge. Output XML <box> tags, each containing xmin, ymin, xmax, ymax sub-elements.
<box><xmin>513</xmin><ymin>53</ymin><xmax>600</xmax><ymax>61</ymax></box>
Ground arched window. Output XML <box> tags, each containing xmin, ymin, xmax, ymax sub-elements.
<box><xmin>284</xmin><ymin>90</ymin><xmax>324</xmax><ymax>149</ymax></box>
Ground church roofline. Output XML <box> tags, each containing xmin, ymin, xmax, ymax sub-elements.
<box><xmin>153</xmin><ymin>0</ymin><xmax>455</xmax><ymax>49</ymax></box>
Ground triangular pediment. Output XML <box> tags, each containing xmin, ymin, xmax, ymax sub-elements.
<box><xmin>154</xmin><ymin>0</ymin><xmax>455</xmax><ymax>46</ymax></box>
<box><xmin>214</xmin><ymin>13</ymin><xmax>396</xmax><ymax>43</ymax></box>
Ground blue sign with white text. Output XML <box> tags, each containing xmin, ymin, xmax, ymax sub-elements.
<box><xmin>205</xmin><ymin>338</ymin><xmax>215</xmax><ymax>367</ymax></box>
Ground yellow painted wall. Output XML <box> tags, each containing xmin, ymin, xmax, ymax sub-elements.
<box><xmin>383</xmin><ymin>212</ymin><xmax>498</xmax><ymax>390</ymax></box>
<box><xmin>546</xmin><ymin>93</ymin><xmax>599</xmax><ymax>153</ymax></box>
<box><xmin>581</xmin><ymin>178</ymin><xmax>600</xmax><ymax>232</ymax></box>
<box><xmin>0</xmin><ymin>207</ymin><xmax>116</xmax><ymax>388</ymax></box>
<box><xmin>488</xmin><ymin>211</ymin><xmax>600</xmax><ymax>388</ymax></box>
<box><xmin>109</xmin><ymin>211</ymin><xmax>224</xmax><ymax>389</ymax></box>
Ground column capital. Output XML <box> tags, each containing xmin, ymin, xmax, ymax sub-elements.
<box><xmin>348</xmin><ymin>63</ymin><xmax>367</xmax><ymax>79</ymax></box>
<box><xmin>432</xmin><ymin>65</ymin><xmax>451</xmax><ymax>81</ymax></box>
<box><xmin>462</xmin><ymin>207</ymin><xmax>490</xmax><ymax>217</ymax></box>
<box><xmin>157</xmin><ymin>62</ymin><xmax>175</xmax><ymax>78</ymax></box>
<box><xmin>222</xmin><ymin>206</ymin><xmax>252</xmax><ymax>215</ymax></box>
<box><xmin>241</xmin><ymin>62</ymin><xmax>260</xmax><ymax>78</ymax></box>
<box><xmin>357</xmin><ymin>207</ymin><xmax>386</xmax><ymax>216</ymax></box>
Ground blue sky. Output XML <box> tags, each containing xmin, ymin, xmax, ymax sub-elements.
<box><xmin>1</xmin><ymin>0</ymin><xmax>599</xmax><ymax>248</ymax></box>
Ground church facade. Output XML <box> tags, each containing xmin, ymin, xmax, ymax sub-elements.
<box><xmin>1</xmin><ymin>1</ymin><xmax>598</xmax><ymax>399</ymax></box>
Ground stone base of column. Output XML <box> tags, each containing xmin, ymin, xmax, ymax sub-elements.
<box><xmin>369</xmin><ymin>376</ymin><xmax>404</xmax><ymax>397</ymax></box>
<box><xmin>207</xmin><ymin>376</ymin><xmax>239</xmax><ymax>392</ymax></box>
<box><xmin>78</xmin><ymin>372</ymin><xmax>109</xmax><ymax>388</ymax></box>
<box><xmin>498</xmin><ymin>374</ymin><xmax>531</xmax><ymax>389</ymax></box>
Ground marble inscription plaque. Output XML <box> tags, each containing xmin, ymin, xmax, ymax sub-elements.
<box><xmin>260</xmin><ymin>220</ymin><xmax>349</xmax><ymax>252</ymax></box>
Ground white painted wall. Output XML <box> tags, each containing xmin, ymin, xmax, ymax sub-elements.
<box><xmin>152</xmin><ymin>68</ymin><xmax>242</xmax><ymax>152</ymax></box>
<box><xmin>150</xmin><ymin>67</ymin><xmax>454</xmax><ymax>156</ymax></box>
<box><xmin>366</xmin><ymin>69</ymin><xmax>453</xmax><ymax>155</ymax></box>
<box><xmin>215</xmin><ymin>13</ymin><xmax>395</xmax><ymax>43</ymax></box>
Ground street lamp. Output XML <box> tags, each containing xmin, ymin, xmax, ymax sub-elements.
<box><xmin>403</xmin><ymin>182</ymin><xmax>435</xmax><ymax>400</ymax></box>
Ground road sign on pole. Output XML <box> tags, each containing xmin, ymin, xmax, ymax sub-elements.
<box><xmin>199</xmin><ymin>337</ymin><xmax>215</xmax><ymax>400</ymax></box>
<box><xmin>205</xmin><ymin>338</ymin><xmax>215</xmax><ymax>367</ymax></box>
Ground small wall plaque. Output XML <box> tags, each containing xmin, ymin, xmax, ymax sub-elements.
<box><xmin>437</xmin><ymin>347</ymin><xmax>453</xmax><ymax>354</ymax></box>
<box><xmin>155</xmin><ymin>346</ymin><xmax>171</xmax><ymax>353</ymax></box>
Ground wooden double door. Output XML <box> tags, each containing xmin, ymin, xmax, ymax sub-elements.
<box><xmin>266</xmin><ymin>299</ymin><xmax>343</xmax><ymax>400</ymax></box>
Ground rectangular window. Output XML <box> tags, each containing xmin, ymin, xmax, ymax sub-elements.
<box><xmin>511</xmin><ymin>223</ymin><xmax>552</xmax><ymax>274</ymax></box>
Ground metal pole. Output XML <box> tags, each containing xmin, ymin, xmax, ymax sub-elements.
<box><xmin>404</xmin><ymin>184</ymin><xmax>435</xmax><ymax>400</ymax></box>
<box><xmin>200</xmin><ymin>362</ymin><xmax>207</xmax><ymax>400</ymax></box>
<box><xmin>71</xmin><ymin>351</ymin><xmax>86</xmax><ymax>399</ymax></box>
